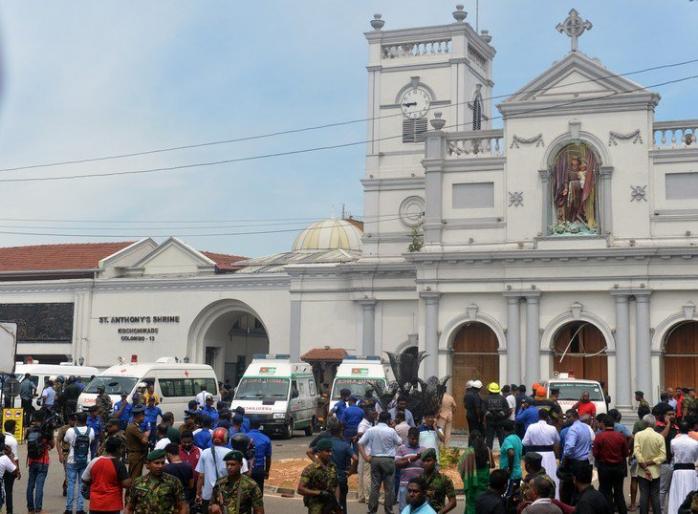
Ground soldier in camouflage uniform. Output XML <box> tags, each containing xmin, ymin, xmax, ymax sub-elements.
<box><xmin>95</xmin><ymin>385</ymin><xmax>113</xmax><ymax>423</ymax></box>
<box><xmin>297</xmin><ymin>438</ymin><xmax>341</xmax><ymax>514</ymax></box>
<box><xmin>125</xmin><ymin>449</ymin><xmax>188</xmax><ymax>514</ymax></box>
<box><xmin>100</xmin><ymin>419</ymin><xmax>127</xmax><ymax>460</ymax></box>
<box><xmin>518</xmin><ymin>452</ymin><xmax>558</xmax><ymax>509</ymax></box>
<box><xmin>421</xmin><ymin>449</ymin><xmax>457</xmax><ymax>513</ymax></box>
<box><xmin>209</xmin><ymin>450</ymin><xmax>265</xmax><ymax>514</ymax></box>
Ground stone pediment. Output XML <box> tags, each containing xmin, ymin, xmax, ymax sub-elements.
<box><xmin>498</xmin><ymin>52</ymin><xmax>659</xmax><ymax>118</ymax></box>
<box><xmin>130</xmin><ymin>237</ymin><xmax>216</xmax><ymax>276</ymax></box>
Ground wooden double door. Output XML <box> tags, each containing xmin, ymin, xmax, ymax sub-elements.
<box><xmin>552</xmin><ymin>322</ymin><xmax>608</xmax><ymax>384</ymax></box>
<box><xmin>663</xmin><ymin>322</ymin><xmax>698</xmax><ymax>389</ymax></box>
<box><xmin>451</xmin><ymin>322</ymin><xmax>499</xmax><ymax>430</ymax></box>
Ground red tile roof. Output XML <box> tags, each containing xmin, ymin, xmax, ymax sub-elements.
<box><xmin>0</xmin><ymin>242</ymin><xmax>135</xmax><ymax>273</ymax></box>
<box><xmin>201</xmin><ymin>251</ymin><xmax>247</xmax><ymax>272</ymax></box>
<box><xmin>301</xmin><ymin>347</ymin><xmax>348</xmax><ymax>362</ymax></box>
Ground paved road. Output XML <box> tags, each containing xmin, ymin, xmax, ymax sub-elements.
<box><xmin>10</xmin><ymin>433</ymin><xmax>466</xmax><ymax>513</ymax></box>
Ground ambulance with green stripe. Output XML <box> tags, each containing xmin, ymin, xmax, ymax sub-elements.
<box><xmin>231</xmin><ymin>354</ymin><xmax>317</xmax><ymax>438</ymax></box>
<box><xmin>329</xmin><ymin>356</ymin><xmax>387</xmax><ymax>412</ymax></box>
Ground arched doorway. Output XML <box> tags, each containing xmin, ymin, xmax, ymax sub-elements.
<box><xmin>452</xmin><ymin>322</ymin><xmax>499</xmax><ymax>430</ymax></box>
<box><xmin>188</xmin><ymin>300</ymin><xmax>269</xmax><ymax>387</ymax></box>
<box><xmin>663</xmin><ymin>321</ymin><xmax>698</xmax><ymax>389</ymax></box>
<box><xmin>552</xmin><ymin>322</ymin><xmax>608</xmax><ymax>384</ymax></box>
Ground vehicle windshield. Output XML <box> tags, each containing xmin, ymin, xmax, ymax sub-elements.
<box><xmin>552</xmin><ymin>382</ymin><xmax>604</xmax><ymax>401</ymax></box>
<box><xmin>234</xmin><ymin>377</ymin><xmax>290</xmax><ymax>401</ymax></box>
<box><xmin>332</xmin><ymin>378</ymin><xmax>385</xmax><ymax>400</ymax></box>
<box><xmin>84</xmin><ymin>376</ymin><xmax>138</xmax><ymax>395</ymax></box>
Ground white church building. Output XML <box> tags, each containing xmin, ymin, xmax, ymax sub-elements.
<box><xmin>2</xmin><ymin>8</ymin><xmax>698</xmax><ymax>428</ymax></box>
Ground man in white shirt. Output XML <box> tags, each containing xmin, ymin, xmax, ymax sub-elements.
<box><xmin>195</xmin><ymin>385</ymin><xmax>209</xmax><ymax>408</ymax></box>
<box><xmin>63</xmin><ymin>412</ymin><xmax>95</xmax><ymax>514</ymax></box>
<box><xmin>357</xmin><ymin>409</ymin><xmax>376</xmax><ymax>503</ymax></box>
<box><xmin>1</xmin><ymin>421</ymin><xmax>19</xmax><ymax>514</ymax></box>
<box><xmin>195</xmin><ymin>428</ymin><xmax>248</xmax><ymax>512</ymax></box>
<box><xmin>503</xmin><ymin>385</ymin><xmax>517</xmax><ymax>421</ymax></box>
<box><xmin>154</xmin><ymin>424</ymin><xmax>171</xmax><ymax>450</ymax></box>
<box><xmin>522</xmin><ymin>410</ymin><xmax>561</xmax><ymax>497</ymax></box>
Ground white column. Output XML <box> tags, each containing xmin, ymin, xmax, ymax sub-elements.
<box><xmin>423</xmin><ymin>131</ymin><xmax>446</xmax><ymax>246</ymax></box>
<box><xmin>359</xmin><ymin>300</ymin><xmax>376</xmax><ymax>356</ymax></box>
<box><xmin>525</xmin><ymin>293</ymin><xmax>541</xmax><ymax>385</ymax></box>
<box><xmin>635</xmin><ymin>292</ymin><xmax>652</xmax><ymax>402</ymax></box>
<box><xmin>506</xmin><ymin>295</ymin><xmax>521</xmax><ymax>384</ymax></box>
<box><xmin>289</xmin><ymin>300</ymin><xmax>302</xmax><ymax>362</ymax></box>
<box><xmin>613</xmin><ymin>293</ymin><xmax>632</xmax><ymax>409</ymax></box>
<box><xmin>423</xmin><ymin>293</ymin><xmax>440</xmax><ymax>378</ymax></box>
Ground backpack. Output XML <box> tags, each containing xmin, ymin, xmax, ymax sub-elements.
<box><xmin>485</xmin><ymin>395</ymin><xmax>509</xmax><ymax>423</ymax></box>
<box><xmin>26</xmin><ymin>427</ymin><xmax>45</xmax><ymax>459</ymax></box>
<box><xmin>73</xmin><ymin>427</ymin><xmax>92</xmax><ymax>467</ymax></box>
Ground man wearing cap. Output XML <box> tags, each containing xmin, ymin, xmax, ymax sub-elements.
<box><xmin>421</xmin><ymin>448</ymin><xmax>457</xmax><ymax>514</ymax></box>
<box><xmin>201</xmin><ymin>395</ymin><xmax>219</xmax><ymax>425</ymax></box>
<box><xmin>484</xmin><ymin>382</ymin><xmax>511</xmax><ymax>450</ymax></box>
<box><xmin>126</xmin><ymin>404</ymin><xmax>151</xmax><ymax>480</ymax></box>
<box><xmin>298</xmin><ymin>438</ymin><xmax>340</xmax><ymax>514</ymax></box>
<box><xmin>516</xmin><ymin>397</ymin><xmax>540</xmax><ymax>435</ymax></box>
<box><xmin>87</xmin><ymin>404</ymin><xmax>104</xmax><ymax>458</ymax></box>
<box><xmin>464</xmin><ymin>380</ymin><xmax>484</xmax><ymax>436</ymax></box>
<box><xmin>209</xmin><ymin>450</ymin><xmax>264</xmax><ymax>514</ymax></box>
<box><xmin>247</xmin><ymin>420</ymin><xmax>273</xmax><ymax>492</ymax></box>
<box><xmin>522</xmin><ymin>409</ymin><xmax>560</xmax><ymax>497</ymax></box>
<box><xmin>95</xmin><ymin>384</ymin><xmax>113</xmax><ymax>424</ymax></box>
<box><xmin>143</xmin><ymin>396</ymin><xmax>163</xmax><ymax>448</ymax></box>
<box><xmin>125</xmin><ymin>449</ymin><xmax>187</xmax><ymax>514</ymax></box>
<box><xmin>101</xmin><ymin>418</ymin><xmax>127</xmax><ymax>459</ymax></box>
<box><xmin>196</xmin><ymin>427</ymin><xmax>249</xmax><ymax>512</ymax></box>
<box><xmin>114</xmin><ymin>392</ymin><xmax>133</xmax><ymax>431</ymax></box>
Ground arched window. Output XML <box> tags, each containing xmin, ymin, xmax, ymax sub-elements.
<box><xmin>550</xmin><ymin>142</ymin><xmax>599</xmax><ymax>235</ymax></box>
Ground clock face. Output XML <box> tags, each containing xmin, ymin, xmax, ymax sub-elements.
<box><xmin>400</xmin><ymin>87</ymin><xmax>431</xmax><ymax>119</ymax></box>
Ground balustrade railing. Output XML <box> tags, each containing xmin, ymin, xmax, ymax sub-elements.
<box><xmin>382</xmin><ymin>39</ymin><xmax>451</xmax><ymax>59</ymax></box>
<box><xmin>653</xmin><ymin>120</ymin><xmax>698</xmax><ymax>149</ymax></box>
<box><xmin>446</xmin><ymin>129</ymin><xmax>504</xmax><ymax>158</ymax></box>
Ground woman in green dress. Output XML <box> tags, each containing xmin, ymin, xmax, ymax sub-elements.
<box><xmin>458</xmin><ymin>430</ymin><xmax>494</xmax><ymax>514</ymax></box>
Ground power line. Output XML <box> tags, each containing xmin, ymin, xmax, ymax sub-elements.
<box><xmin>0</xmin><ymin>215</ymin><xmax>407</xmax><ymax>239</ymax></box>
<box><xmin>1</xmin><ymin>72</ymin><xmax>695</xmax><ymax>184</ymax></box>
<box><xmin>0</xmin><ymin>56</ymin><xmax>696</xmax><ymax>173</ymax></box>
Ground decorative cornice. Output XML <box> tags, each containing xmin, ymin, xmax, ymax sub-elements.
<box><xmin>510</xmin><ymin>134</ymin><xmax>544</xmax><ymax>149</ymax></box>
<box><xmin>361</xmin><ymin>176</ymin><xmax>425</xmax><ymax>191</ymax></box>
<box><xmin>608</xmin><ymin>129</ymin><xmax>642</xmax><ymax>146</ymax></box>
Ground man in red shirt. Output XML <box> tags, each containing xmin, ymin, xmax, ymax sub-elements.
<box><xmin>178</xmin><ymin>431</ymin><xmax>201</xmax><ymax>470</ymax></box>
<box><xmin>592</xmin><ymin>414</ymin><xmax>629</xmax><ymax>514</ymax></box>
<box><xmin>81</xmin><ymin>437</ymin><xmax>131</xmax><ymax>513</ymax></box>
<box><xmin>574</xmin><ymin>392</ymin><xmax>596</xmax><ymax>418</ymax></box>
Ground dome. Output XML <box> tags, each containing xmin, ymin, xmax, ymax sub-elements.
<box><xmin>292</xmin><ymin>219</ymin><xmax>363</xmax><ymax>252</ymax></box>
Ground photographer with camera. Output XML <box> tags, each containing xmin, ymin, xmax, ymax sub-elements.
<box><xmin>25</xmin><ymin>411</ymin><xmax>55</xmax><ymax>514</ymax></box>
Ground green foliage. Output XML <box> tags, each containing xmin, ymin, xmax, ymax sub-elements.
<box><xmin>408</xmin><ymin>224</ymin><xmax>424</xmax><ymax>252</ymax></box>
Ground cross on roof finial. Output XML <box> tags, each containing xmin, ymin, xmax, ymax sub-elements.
<box><xmin>556</xmin><ymin>9</ymin><xmax>592</xmax><ymax>52</ymax></box>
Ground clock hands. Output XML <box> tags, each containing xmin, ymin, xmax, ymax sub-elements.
<box><xmin>402</xmin><ymin>102</ymin><xmax>417</xmax><ymax>107</ymax></box>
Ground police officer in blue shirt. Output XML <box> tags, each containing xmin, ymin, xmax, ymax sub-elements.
<box><xmin>113</xmin><ymin>392</ymin><xmax>133</xmax><ymax>430</ymax></box>
<box><xmin>142</xmin><ymin>396</ymin><xmax>162</xmax><ymax>448</ymax></box>
<box><xmin>200</xmin><ymin>395</ymin><xmax>219</xmax><ymax>424</ymax></box>
<box><xmin>340</xmin><ymin>396</ymin><xmax>365</xmax><ymax>442</ymax></box>
<box><xmin>86</xmin><ymin>405</ymin><xmax>103</xmax><ymax>456</ymax></box>
<box><xmin>332</xmin><ymin>388</ymin><xmax>351</xmax><ymax>420</ymax></box>
<box><xmin>234</xmin><ymin>406</ymin><xmax>252</xmax><ymax>432</ymax></box>
<box><xmin>246</xmin><ymin>420</ymin><xmax>272</xmax><ymax>491</ymax></box>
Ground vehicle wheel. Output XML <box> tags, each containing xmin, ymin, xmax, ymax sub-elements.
<box><xmin>284</xmin><ymin>419</ymin><xmax>294</xmax><ymax>439</ymax></box>
<box><xmin>304</xmin><ymin>420</ymin><xmax>314</xmax><ymax>436</ymax></box>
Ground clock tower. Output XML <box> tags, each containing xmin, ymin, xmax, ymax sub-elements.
<box><xmin>362</xmin><ymin>7</ymin><xmax>495</xmax><ymax>258</ymax></box>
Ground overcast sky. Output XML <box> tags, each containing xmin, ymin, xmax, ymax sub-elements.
<box><xmin>0</xmin><ymin>1</ymin><xmax>695</xmax><ymax>257</ymax></box>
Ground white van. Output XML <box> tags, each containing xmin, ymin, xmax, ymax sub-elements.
<box><xmin>13</xmin><ymin>363</ymin><xmax>99</xmax><ymax>410</ymax></box>
<box><xmin>544</xmin><ymin>374</ymin><xmax>608</xmax><ymax>415</ymax></box>
<box><xmin>329</xmin><ymin>356</ymin><xmax>387</xmax><ymax>412</ymax></box>
<box><xmin>77</xmin><ymin>357</ymin><xmax>219</xmax><ymax>417</ymax></box>
<box><xmin>231</xmin><ymin>354</ymin><xmax>318</xmax><ymax>438</ymax></box>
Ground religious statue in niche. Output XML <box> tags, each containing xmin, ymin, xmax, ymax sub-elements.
<box><xmin>551</xmin><ymin>142</ymin><xmax>599</xmax><ymax>235</ymax></box>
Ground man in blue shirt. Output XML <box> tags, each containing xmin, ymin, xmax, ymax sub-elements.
<box><xmin>200</xmin><ymin>395</ymin><xmax>219</xmax><ymax>424</ymax></box>
<box><xmin>340</xmin><ymin>396</ymin><xmax>365</xmax><ymax>442</ymax></box>
<box><xmin>247</xmin><ymin>420</ymin><xmax>272</xmax><ymax>492</ymax></box>
<box><xmin>234</xmin><ymin>406</ymin><xmax>252</xmax><ymax>432</ymax></box>
<box><xmin>143</xmin><ymin>396</ymin><xmax>163</xmax><ymax>447</ymax></box>
<box><xmin>113</xmin><ymin>392</ymin><xmax>132</xmax><ymax>431</ymax></box>
<box><xmin>193</xmin><ymin>415</ymin><xmax>213</xmax><ymax>449</ymax></box>
<box><xmin>559</xmin><ymin>410</ymin><xmax>592</xmax><ymax>504</ymax></box>
<box><xmin>389</xmin><ymin>396</ymin><xmax>416</xmax><ymax>427</ymax></box>
<box><xmin>86</xmin><ymin>405</ymin><xmax>103</xmax><ymax>457</ymax></box>
<box><xmin>332</xmin><ymin>388</ymin><xmax>351</xmax><ymax>420</ymax></box>
<box><xmin>515</xmin><ymin>397</ymin><xmax>539</xmax><ymax>434</ymax></box>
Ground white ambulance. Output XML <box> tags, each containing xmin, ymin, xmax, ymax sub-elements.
<box><xmin>13</xmin><ymin>362</ymin><xmax>99</xmax><ymax>410</ymax></box>
<box><xmin>77</xmin><ymin>357</ymin><xmax>219</xmax><ymax>416</ymax></box>
<box><xmin>329</xmin><ymin>356</ymin><xmax>387</xmax><ymax>412</ymax></box>
<box><xmin>231</xmin><ymin>354</ymin><xmax>318</xmax><ymax>438</ymax></box>
<box><xmin>544</xmin><ymin>373</ymin><xmax>608</xmax><ymax>415</ymax></box>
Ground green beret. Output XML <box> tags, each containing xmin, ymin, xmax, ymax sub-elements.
<box><xmin>146</xmin><ymin>449</ymin><xmax>166</xmax><ymax>462</ymax></box>
<box><xmin>420</xmin><ymin>448</ymin><xmax>437</xmax><ymax>461</ymax></box>
<box><xmin>316</xmin><ymin>438</ymin><xmax>333</xmax><ymax>451</ymax></box>
<box><xmin>224</xmin><ymin>450</ymin><xmax>244</xmax><ymax>462</ymax></box>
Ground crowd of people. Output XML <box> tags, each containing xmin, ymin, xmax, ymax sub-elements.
<box><xmin>3</xmin><ymin>377</ymin><xmax>268</xmax><ymax>514</ymax></box>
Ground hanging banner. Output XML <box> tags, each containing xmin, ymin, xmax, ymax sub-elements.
<box><xmin>0</xmin><ymin>323</ymin><xmax>17</xmax><ymax>374</ymax></box>
<box><xmin>1</xmin><ymin>408</ymin><xmax>23</xmax><ymax>441</ymax></box>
